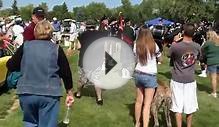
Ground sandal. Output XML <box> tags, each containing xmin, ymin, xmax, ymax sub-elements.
<box><xmin>96</xmin><ymin>98</ymin><xmax>103</xmax><ymax>105</ymax></box>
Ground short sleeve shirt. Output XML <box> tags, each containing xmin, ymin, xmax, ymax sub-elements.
<box><xmin>169</xmin><ymin>41</ymin><xmax>201</xmax><ymax>83</ymax></box>
<box><xmin>134</xmin><ymin>43</ymin><xmax>161</xmax><ymax>74</ymax></box>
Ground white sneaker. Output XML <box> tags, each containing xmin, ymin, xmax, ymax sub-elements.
<box><xmin>198</xmin><ymin>73</ymin><xmax>207</xmax><ymax>78</ymax></box>
<box><xmin>209</xmin><ymin>93</ymin><xmax>217</xmax><ymax>98</ymax></box>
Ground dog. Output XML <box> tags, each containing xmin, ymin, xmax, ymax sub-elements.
<box><xmin>151</xmin><ymin>80</ymin><xmax>172</xmax><ymax>127</ymax></box>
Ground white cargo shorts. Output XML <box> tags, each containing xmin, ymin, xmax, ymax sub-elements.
<box><xmin>170</xmin><ymin>80</ymin><xmax>199</xmax><ymax>114</ymax></box>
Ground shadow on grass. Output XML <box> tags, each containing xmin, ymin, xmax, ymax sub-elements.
<box><xmin>195</xmin><ymin>70</ymin><xmax>201</xmax><ymax>75</ymax></box>
<box><xmin>80</xmin><ymin>85</ymin><xmax>97</xmax><ymax>98</ymax></box>
<box><xmin>197</xmin><ymin>82</ymin><xmax>211</xmax><ymax>94</ymax></box>
<box><xmin>0</xmin><ymin>83</ymin><xmax>10</xmax><ymax>95</ymax></box>
<box><xmin>126</xmin><ymin>103</ymin><xmax>154</xmax><ymax>127</ymax></box>
<box><xmin>159</xmin><ymin>71</ymin><xmax>171</xmax><ymax>80</ymax></box>
<box><xmin>126</xmin><ymin>103</ymin><xmax>135</xmax><ymax>123</ymax></box>
<box><xmin>126</xmin><ymin>103</ymin><xmax>189</xmax><ymax>127</ymax></box>
<box><xmin>0</xmin><ymin>71</ymin><xmax>10</xmax><ymax>95</ymax></box>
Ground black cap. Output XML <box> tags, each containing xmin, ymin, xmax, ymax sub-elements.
<box><xmin>33</xmin><ymin>7</ymin><xmax>45</xmax><ymax>17</ymax></box>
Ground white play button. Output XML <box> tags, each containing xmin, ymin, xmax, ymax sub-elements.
<box><xmin>105</xmin><ymin>51</ymin><xmax>117</xmax><ymax>75</ymax></box>
<box><xmin>83</xmin><ymin>37</ymin><xmax>135</xmax><ymax>89</ymax></box>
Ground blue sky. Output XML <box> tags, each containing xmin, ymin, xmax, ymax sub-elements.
<box><xmin>2</xmin><ymin>0</ymin><xmax>142</xmax><ymax>10</ymax></box>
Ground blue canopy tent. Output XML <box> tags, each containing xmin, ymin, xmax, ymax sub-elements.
<box><xmin>145</xmin><ymin>17</ymin><xmax>174</xmax><ymax>26</ymax></box>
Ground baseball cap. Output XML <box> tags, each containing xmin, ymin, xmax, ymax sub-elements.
<box><xmin>53</xmin><ymin>17</ymin><xmax>57</xmax><ymax>21</ymax></box>
<box><xmin>33</xmin><ymin>7</ymin><xmax>45</xmax><ymax>17</ymax></box>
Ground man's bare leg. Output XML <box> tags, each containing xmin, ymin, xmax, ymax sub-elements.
<box><xmin>175</xmin><ymin>113</ymin><xmax>182</xmax><ymax>127</ymax></box>
<box><xmin>186</xmin><ymin>114</ymin><xmax>193</xmax><ymax>127</ymax></box>
<box><xmin>95</xmin><ymin>86</ymin><xmax>103</xmax><ymax>105</ymax></box>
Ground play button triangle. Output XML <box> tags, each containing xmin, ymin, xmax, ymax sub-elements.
<box><xmin>105</xmin><ymin>52</ymin><xmax>117</xmax><ymax>75</ymax></box>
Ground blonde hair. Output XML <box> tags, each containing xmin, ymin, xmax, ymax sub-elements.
<box><xmin>34</xmin><ymin>20</ymin><xmax>54</xmax><ymax>40</ymax></box>
<box><xmin>136</xmin><ymin>28</ymin><xmax>156</xmax><ymax>65</ymax></box>
<box><xmin>207</xmin><ymin>30</ymin><xmax>219</xmax><ymax>45</ymax></box>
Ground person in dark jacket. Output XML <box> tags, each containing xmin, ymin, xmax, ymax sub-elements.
<box><xmin>7</xmin><ymin>20</ymin><xmax>74</xmax><ymax>127</ymax></box>
<box><xmin>74</xmin><ymin>20</ymin><xmax>107</xmax><ymax>105</ymax></box>
<box><xmin>122</xmin><ymin>18</ymin><xmax>136</xmax><ymax>47</ymax></box>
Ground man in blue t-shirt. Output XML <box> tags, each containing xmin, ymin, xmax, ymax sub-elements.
<box><xmin>52</xmin><ymin>17</ymin><xmax>61</xmax><ymax>32</ymax></box>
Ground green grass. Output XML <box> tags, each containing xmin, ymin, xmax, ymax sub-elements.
<box><xmin>0</xmin><ymin>90</ymin><xmax>16</xmax><ymax>120</ymax></box>
<box><xmin>0</xmin><ymin>50</ymin><xmax>219</xmax><ymax>127</ymax></box>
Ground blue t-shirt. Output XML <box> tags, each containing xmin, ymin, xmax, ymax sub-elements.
<box><xmin>52</xmin><ymin>21</ymin><xmax>61</xmax><ymax>32</ymax></box>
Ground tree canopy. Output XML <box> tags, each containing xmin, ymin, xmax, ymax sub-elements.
<box><xmin>19</xmin><ymin>4</ymin><xmax>34</xmax><ymax>21</ymax></box>
<box><xmin>11</xmin><ymin>0</ymin><xmax>19</xmax><ymax>15</ymax></box>
<box><xmin>73</xmin><ymin>2</ymin><xmax>111</xmax><ymax>22</ymax></box>
<box><xmin>0</xmin><ymin>0</ymin><xmax>218</xmax><ymax>23</ymax></box>
<box><xmin>50</xmin><ymin>2</ymin><xmax>72</xmax><ymax>20</ymax></box>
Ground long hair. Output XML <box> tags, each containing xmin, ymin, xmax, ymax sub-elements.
<box><xmin>207</xmin><ymin>30</ymin><xmax>219</xmax><ymax>46</ymax></box>
<box><xmin>136</xmin><ymin>28</ymin><xmax>156</xmax><ymax>65</ymax></box>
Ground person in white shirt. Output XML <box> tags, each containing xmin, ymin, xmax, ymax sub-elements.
<box><xmin>79</xmin><ymin>22</ymin><xmax>86</xmax><ymax>33</ymax></box>
<box><xmin>133</xmin><ymin>28</ymin><xmax>162</xmax><ymax>127</ymax></box>
<box><xmin>0</xmin><ymin>21</ymin><xmax>6</xmax><ymax>34</ymax></box>
<box><xmin>12</xmin><ymin>17</ymin><xmax>24</xmax><ymax>47</ymax></box>
<box><xmin>70</xmin><ymin>21</ymin><xmax>77</xmax><ymax>34</ymax></box>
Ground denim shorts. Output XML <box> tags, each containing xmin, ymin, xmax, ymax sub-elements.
<box><xmin>134</xmin><ymin>71</ymin><xmax>157</xmax><ymax>88</ymax></box>
<box><xmin>207</xmin><ymin>64</ymin><xmax>219</xmax><ymax>74</ymax></box>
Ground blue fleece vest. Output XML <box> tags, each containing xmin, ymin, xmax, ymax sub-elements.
<box><xmin>17</xmin><ymin>40</ymin><xmax>62</xmax><ymax>96</ymax></box>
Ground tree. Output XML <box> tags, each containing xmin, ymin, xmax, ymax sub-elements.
<box><xmin>85</xmin><ymin>2</ymin><xmax>110</xmax><ymax>21</ymax></box>
<box><xmin>11</xmin><ymin>0</ymin><xmax>19</xmax><ymax>15</ymax></box>
<box><xmin>0</xmin><ymin>8</ymin><xmax>13</xmax><ymax>17</ymax></box>
<box><xmin>139</xmin><ymin>0</ymin><xmax>154</xmax><ymax>21</ymax></box>
<box><xmin>139</xmin><ymin>0</ymin><xmax>217</xmax><ymax>23</ymax></box>
<box><xmin>121</xmin><ymin>0</ymin><xmax>134</xmax><ymax>20</ymax></box>
<box><xmin>62</xmin><ymin>2</ymin><xmax>72</xmax><ymax>19</ymax></box>
<box><xmin>215</xmin><ymin>7</ymin><xmax>219</xmax><ymax>20</ymax></box>
<box><xmin>73</xmin><ymin>2</ymin><xmax>111</xmax><ymax>22</ymax></box>
<box><xmin>39</xmin><ymin>2</ymin><xmax>48</xmax><ymax>14</ymax></box>
<box><xmin>52</xmin><ymin>5</ymin><xmax>63</xmax><ymax>19</ymax></box>
<box><xmin>20</xmin><ymin>4</ymin><xmax>34</xmax><ymax>21</ymax></box>
<box><xmin>73</xmin><ymin>6</ymin><xmax>87</xmax><ymax>21</ymax></box>
<box><xmin>62</xmin><ymin>2</ymin><xmax>68</xmax><ymax>14</ymax></box>
<box><xmin>51</xmin><ymin>2</ymin><xmax>71</xmax><ymax>20</ymax></box>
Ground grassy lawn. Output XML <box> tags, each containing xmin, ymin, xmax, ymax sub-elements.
<box><xmin>0</xmin><ymin>49</ymin><xmax>219</xmax><ymax>127</ymax></box>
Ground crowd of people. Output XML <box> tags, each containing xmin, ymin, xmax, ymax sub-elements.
<box><xmin>0</xmin><ymin>6</ymin><xmax>218</xmax><ymax>127</ymax></box>
<box><xmin>0</xmin><ymin>8</ymin><xmax>81</xmax><ymax>57</ymax></box>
